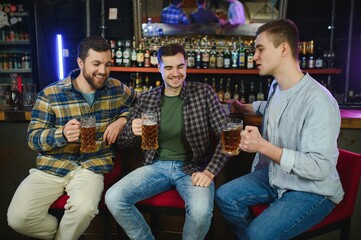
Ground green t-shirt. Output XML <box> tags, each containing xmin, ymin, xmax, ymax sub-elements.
<box><xmin>155</xmin><ymin>95</ymin><xmax>192</xmax><ymax>161</ymax></box>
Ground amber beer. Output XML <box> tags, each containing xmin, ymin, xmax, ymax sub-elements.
<box><xmin>221</xmin><ymin>118</ymin><xmax>243</xmax><ymax>156</ymax></box>
<box><xmin>80</xmin><ymin>115</ymin><xmax>96</xmax><ymax>152</ymax></box>
<box><xmin>141</xmin><ymin>112</ymin><xmax>158</xmax><ymax>150</ymax></box>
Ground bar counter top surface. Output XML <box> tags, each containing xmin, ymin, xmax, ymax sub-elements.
<box><xmin>1</xmin><ymin>109</ymin><xmax>361</xmax><ymax>129</ymax></box>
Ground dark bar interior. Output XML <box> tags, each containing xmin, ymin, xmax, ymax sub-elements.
<box><xmin>1</xmin><ymin>0</ymin><xmax>361</xmax><ymax>239</ymax></box>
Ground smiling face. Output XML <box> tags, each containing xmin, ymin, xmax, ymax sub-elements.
<box><xmin>77</xmin><ymin>48</ymin><xmax>112</xmax><ymax>91</ymax></box>
<box><xmin>253</xmin><ymin>32</ymin><xmax>284</xmax><ymax>76</ymax></box>
<box><xmin>158</xmin><ymin>52</ymin><xmax>187</xmax><ymax>96</ymax></box>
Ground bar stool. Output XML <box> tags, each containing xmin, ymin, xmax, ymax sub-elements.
<box><xmin>250</xmin><ymin>149</ymin><xmax>361</xmax><ymax>240</ymax></box>
<box><xmin>49</xmin><ymin>151</ymin><xmax>123</xmax><ymax>239</ymax></box>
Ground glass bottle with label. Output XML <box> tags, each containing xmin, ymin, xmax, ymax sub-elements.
<box><xmin>136</xmin><ymin>41</ymin><xmax>145</xmax><ymax>67</ymax></box>
<box><xmin>246</xmin><ymin>48</ymin><xmax>254</xmax><ymax>69</ymax></box>
<box><xmin>233</xmin><ymin>83</ymin><xmax>239</xmax><ymax>101</ymax></box>
<box><xmin>248</xmin><ymin>81</ymin><xmax>256</xmax><ymax>103</ymax></box>
<box><xmin>238</xmin><ymin>40</ymin><xmax>245</xmax><ymax>69</ymax></box>
<box><xmin>307</xmin><ymin>40</ymin><xmax>315</xmax><ymax>69</ymax></box>
<box><xmin>256</xmin><ymin>81</ymin><xmax>265</xmax><ymax>101</ymax></box>
<box><xmin>134</xmin><ymin>74</ymin><xmax>143</xmax><ymax>94</ymax></box>
<box><xmin>231</xmin><ymin>42</ymin><xmax>238</xmax><ymax>68</ymax></box>
<box><xmin>239</xmin><ymin>80</ymin><xmax>246</xmax><ymax>104</ymax></box>
<box><xmin>209</xmin><ymin>41</ymin><xmax>217</xmax><ymax>69</ymax></box>
<box><xmin>115</xmin><ymin>40</ymin><xmax>123</xmax><ymax>66</ymax></box>
<box><xmin>216</xmin><ymin>48</ymin><xmax>224</xmax><ymax>68</ymax></box>
<box><xmin>131</xmin><ymin>37</ymin><xmax>137</xmax><ymax>67</ymax></box>
<box><xmin>122</xmin><ymin>40</ymin><xmax>131</xmax><ymax>67</ymax></box>
<box><xmin>299</xmin><ymin>41</ymin><xmax>307</xmax><ymax>69</ymax></box>
<box><xmin>187</xmin><ymin>44</ymin><xmax>195</xmax><ymax>68</ymax></box>
<box><xmin>195</xmin><ymin>42</ymin><xmax>202</xmax><ymax>69</ymax></box>
<box><xmin>217</xmin><ymin>78</ymin><xmax>224</xmax><ymax>102</ymax></box>
<box><xmin>150</xmin><ymin>45</ymin><xmax>158</xmax><ymax>67</ymax></box>
<box><xmin>223</xmin><ymin>48</ymin><xmax>231</xmax><ymax>69</ymax></box>
<box><xmin>224</xmin><ymin>78</ymin><xmax>231</xmax><ymax>102</ymax></box>
<box><xmin>201</xmin><ymin>40</ymin><xmax>210</xmax><ymax>69</ymax></box>
<box><xmin>144</xmin><ymin>42</ymin><xmax>151</xmax><ymax>67</ymax></box>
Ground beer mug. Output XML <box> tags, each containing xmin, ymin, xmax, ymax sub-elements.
<box><xmin>141</xmin><ymin>111</ymin><xmax>158</xmax><ymax>150</ymax></box>
<box><xmin>80</xmin><ymin>115</ymin><xmax>96</xmax><ymax>152</ymax></box>
<box><xmin>221</xmin><ymin>118</ymin><xmax>243</xmax><ymax>156</ymax></box>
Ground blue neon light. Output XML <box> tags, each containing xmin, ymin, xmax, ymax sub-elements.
<box><xmin>56</xmin><ymin>34</ymin><xmax>64</xmax><ymax>80</ymax></box>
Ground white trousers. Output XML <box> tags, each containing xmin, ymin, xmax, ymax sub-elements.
<box><xmin>7</xmin><ymin>166</ymin><xmax>104</xmax><ymax>240</ymax></box>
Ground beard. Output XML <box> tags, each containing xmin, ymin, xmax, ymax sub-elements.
<box><xmin>83</xmin><ymin>69</ymin><xmax>106</xmax><ymax>90</ymax></box>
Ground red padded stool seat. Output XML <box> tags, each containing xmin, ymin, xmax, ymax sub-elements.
<box><xmin>250</xmin><ymin>149</ymin><xmax>361</xmax><ymax>240</ymax></box>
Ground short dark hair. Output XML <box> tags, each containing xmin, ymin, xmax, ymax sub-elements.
<box><xmin>77</xmin><ymin>35</ymin><xmax>111</xmax><ymax>61</ymax></box>
<box><xmin>157</xmin><ymin>43</ymin><xmax>186</xmax><ymax>65</ymax></box>
<box><xmin>197</xmin><ymin>0</ymin><xmax>206</xmax><ymax>5</ymax></box>
<box><xmin>256</xmin><ymin>19</ymin><xmax>299</xmax><ymax>60</ymax></box>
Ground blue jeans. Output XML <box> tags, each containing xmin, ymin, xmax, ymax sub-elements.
<box><xmin>215</xmin><ymin>167</ymin><xmax>335</xmax><ymax>240</ymax></box>
<box><xmin>105</xmin><ymin>160</ymin><xmax>214</xmax><ymax>240</ymax></box>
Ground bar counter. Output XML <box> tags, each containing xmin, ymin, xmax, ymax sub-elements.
<box><xmin>2</xmin><ymin>109</ymin><xmax>360</xmax><ymax>129</ymax></box>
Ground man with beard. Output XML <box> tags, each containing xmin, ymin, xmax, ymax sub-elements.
<box><xmin>105</xmin><ymin>43</ymin><xmax>229</xmax><ymax>240</ymax></box>
<box><xmin>7</xmin><ymin>35</ymin><xmax>137</xmax><ymax>240</ymax></box>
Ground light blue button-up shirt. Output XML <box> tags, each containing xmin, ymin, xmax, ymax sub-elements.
<box><xmin>252</xmin><ymin>73</ymin><xmax>344</xmax><ymax>204</ymax></box>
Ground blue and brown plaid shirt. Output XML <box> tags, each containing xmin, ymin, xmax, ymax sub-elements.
<box><xmin>161</xmin><ymin>5</ymin><xmax>190</xmax><ymax>24</ymax></box>
<box><xmin>28</xmin><ymin>69</ymin><xmax>137</xmax><ymax>177</ymax></box>
<box><xmin>118</xmin><ymin>81</ymin><xmax>229</xmax><ymax>176</ymax></box>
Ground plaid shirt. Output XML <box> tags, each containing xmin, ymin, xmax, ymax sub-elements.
<box><xmin>28</xmin><ymin>69</ymin><xmax>137</xmax><ymax>177</ymax></box>
<box><xmin>161</xmin><ymin>5</ymin><xmax>190</xmax><ymax>24</ymax></box>
<box><xmin>119</xmin><ymin>81</ymin><xmax>229</xmax><ymax>176</ymax></box>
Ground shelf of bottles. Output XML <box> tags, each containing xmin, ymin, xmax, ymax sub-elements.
<box><xmin>109</xmin><ymin>36</ymin><xmax>342</xmax><ymax>105</ymax></box>
<box><xmin>109</xmin><ymin>36</ymin><xmax>341</xmax><ymax>75</ymax></box>
<box><xmin>0</xmin><ymin>4</ymin><xmax>33</xmax><ymax>81</ymax></box>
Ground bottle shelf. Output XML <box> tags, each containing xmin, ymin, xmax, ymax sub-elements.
<box><xmin>0</xmin><ymin>40</ymin><xmax>30</xmax><ymax>45</ymax></box>
<box><xmin>111</xmin><ymin>67</ymin><xmax>342</xmax><ymax>75</ymax></box>
<box><xmin>0</xmin><ymin>69</ymin><xmax>32</xmax><ymax>74</ymax></box>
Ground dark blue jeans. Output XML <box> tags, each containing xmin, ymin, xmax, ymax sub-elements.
<box><xmin>215</xmin><ymin>167</ymin><xmax>335</xmax><ymax>240</ymax></box>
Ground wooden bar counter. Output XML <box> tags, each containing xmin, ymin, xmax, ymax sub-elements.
<box><xmin>1</xmin><ymin>109</ymin><xmax>361</xmax><ymax>129</ymax></box>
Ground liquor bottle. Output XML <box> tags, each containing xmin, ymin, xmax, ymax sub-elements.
<box><xmin>246</xmin><ymin>49</ymin><xmax>254</xmax><ymax>69</ymax></box>
<box><xmin>204</xmin><ymin>77</ymin><xmax>209</xmax><ymax>85</ymax></box>
<box><xmin>143</xmin><ymin>75</ymin><xmax>151</xmax><ymax>91</ymax></box>
<box><xmin>223</xmin><ymin>47</ymin><xmax>231</xmax><ymax>69</ymax></box>
<box><xmin>195</xmin><ymin>42</ymin><xmax>202</xmax><ymax>69</ymax></box>
<box><xmin>307</xmin><ymin>40</ymin><xmax>315</xmax><ymax>69</ymax></box>
<box><xmin>150</xmin><ymin>44</ymin><xmax>158</xmax><ymax>67</ymax></box>
<box><xmin>110</xmin><ymin>40</ymin><xmax>116</xmax><ymax>66</ymax></box>
<box><xmin>115</xmin><ymin>40</ymin><xmax>123</xmax><ymax>66</ymax></box>
<box><xmin>224</xmin><ymin>78</ymin><xmax>231</xmax><ymax>102</ymax></box>
<box><xmin>299</xmin><ymin>41</ymin><xmax>307</xmax><ymax>69</ymax></box>
<box><xmin>187</xmin><ymin>44</ymin><xmax>195</xmax><ymax>68</ymax></box>
<box><xmin>256</xmin><ymin>81</ymin><xmax>265</xmax><ymax>101</ymax></box>
<box><xmin>144</xmin><ymin>42</ymin><xmax>151</xmax><ymax>67</ymax></box>
<box><xmin>239</xmin><ymin>80</ymin><xmax>246</xmax><ymax>104</ymax></box>
<box><xmin>209</xmin><ymin>41</ymin><xmax>217</xmax><ymax>68</ymax></box>
<box><xmin>201</xmin><ymin>40</ymin><xmax>210</xmax><ymax>68</ymax></box>
<box><xmin>238</xmin><ymin>42</ymin><xmax>246</xmax><ymax>69</ymax></box>
<box><xmin>233</xmin><ymin>84</ymin><xmax>239</xmax><ymax>101</ymax></box>
<box><xmin>231</xmin><ymin>42</ymin><xmax>238</xmax><ymax>68</ymax></box>
<box><xmin>248</xmin><ymin>82</ymin><xmax>256</xmax><ymax>103</ymax></box>
<box><xmin>122</xmin><ymin>40</ymin><xmax>131</xmax><ymax>67</ymax></box>
<box><xmin>216</xmin><ymin>48</ymin><xmax>224</xmax><ymax>68</ymax></box>
<box><xmin>315</xmin><ymin>45</ymin><xmax>324</xmax><ymax>69</ymax></box>
<box><xmin>217</xmin><ymin>78</ymin><xmax>224</xmax><ymax>102</ymax></box>
<box><xmin>136</xmin><ymin>40</ymin><xmax>145</xmax><ymax>67</ymax></box>
<box><xmin>131</xmin><ymin>37</ymin><xmax>137</xmax><ymax>67</ymax></box>
<box><xmin>134</xmin><ymin>74</ymin><xmax>143</xmax><ymax>94</ymax></box>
